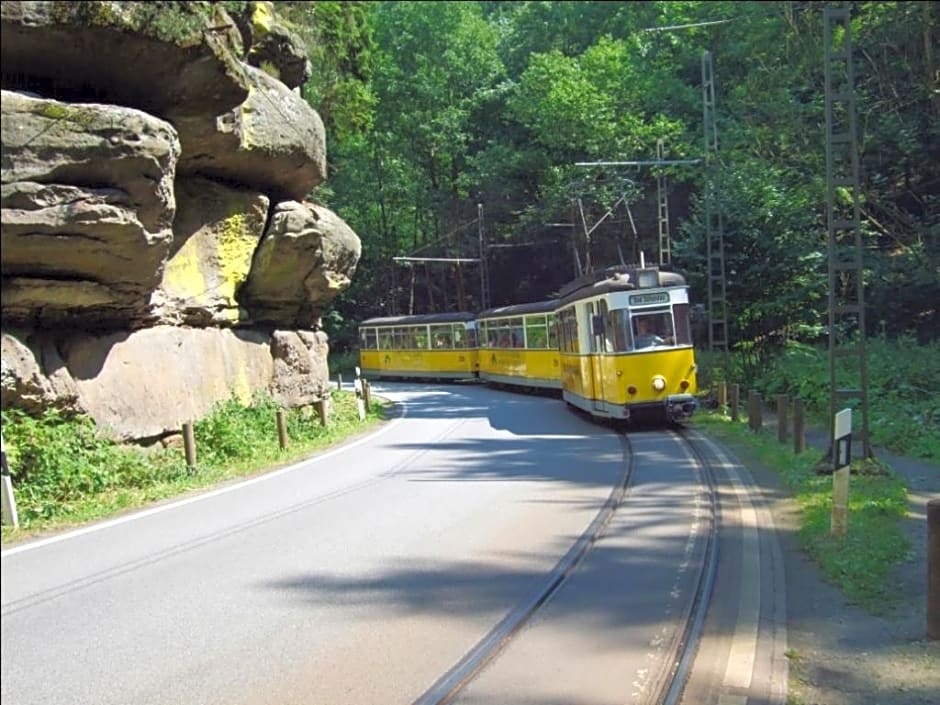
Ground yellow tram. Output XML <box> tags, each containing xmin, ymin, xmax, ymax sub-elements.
<box><xmin>476</xmin><ymin>300</ymin><xmax>561</xmax><ymax>390</ymax></box>
<box><xmin>555</xmin><ymin>266</ymin><xmax>698</xmax><ymax>421</ymax></box>
<box><xmin>358</xmin><ymin>312</ymin><xmax>479</xmax><ymax>380</ymax></box>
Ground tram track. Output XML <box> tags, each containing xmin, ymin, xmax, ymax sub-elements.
<box><xmin>413</xmin><ymin>426</ymin><xmax>721</xmax><ymax>705</ymax></box>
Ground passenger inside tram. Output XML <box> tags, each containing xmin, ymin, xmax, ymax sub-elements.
<box><xmin>633</xmin><ymin>314</ymin><xmax>674</xmax><ymax>348</ymax></box>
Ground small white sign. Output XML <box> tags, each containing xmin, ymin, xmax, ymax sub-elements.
<box><xmin>834</xmin><ymin>408</ymin><xmax>852</xmax><ymax>469</ymax></box>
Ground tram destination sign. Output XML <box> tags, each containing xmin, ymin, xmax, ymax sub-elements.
<box><xmin>629</xmin><ymin>292</ymin><xmax>670</xmax><ymax>306</ymax></box>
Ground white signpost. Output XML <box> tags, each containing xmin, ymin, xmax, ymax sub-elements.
<box><xmin>354</xmin><ymin>366</ymin><xmax>366</xmax><ymax>421</ymax></box>
<box><xmin>831</xmin><ymin>408</ymin><xmax>852</xmax><ymax>538</ymax></box>
<box><xmin>1</xmin><ymin>432</ymin><xmax>20</xmax><ymax>528</ymax></box>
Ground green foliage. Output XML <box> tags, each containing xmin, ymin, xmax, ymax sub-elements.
<box><xmin>1</xmin><ymin>408</ymin><xmax>187</xmax><ymax>521</ymax></box>
<box><xmin>695</xmin><ymin>336</ymin><xmax>940</xmax><ymax>462</ymax></box>
<box><xmin>1</xmin><ymin>391</ymin><xmax>385</xmax><ymax>539</ymax></box>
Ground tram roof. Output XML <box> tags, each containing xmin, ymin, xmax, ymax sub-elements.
<box><xmin>476</xmin><ymin>299</ymin><xmax>559</xmax><ymax>319</ymax></box>
<box><xmin>359</xmin><ymin>311</ymin><xmax>478</xmax><ymax>327</ymax></box>
<box><xmin>557</xmin><ymin>265</ymin><xmax>687</xmax><ymax>307</ymax></box>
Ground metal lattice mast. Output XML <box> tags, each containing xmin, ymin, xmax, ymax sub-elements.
<box><xmin>824</xmin><ymin>5</ymin><xmax>872</xmax><ymax>459</ymax></box>
<box><xmin>478</xmin><ymin>203</ymin><xmax>489</xmax><ymax>310</ymax></box>
<box><xmin>702</xmin><ymin>51</ymin><xmax>728</xmax><ymax>354</ymax></box>
<box><xmin>656</xmin><ymin>139</ymin><xmax>671</xmax><ymax>265</ymax></box>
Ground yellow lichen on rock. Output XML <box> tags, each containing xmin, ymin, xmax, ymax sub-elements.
<box><xmin>162</xmin><ymin>237</ymin><xmax>207</xmax><ymax>304</ymax></box>
<box><xmin>216</xmin><ymin>211</ymin><xmax>256</xmax><ymax>303</ymax></box>
<box><xmin>249</xmin><ymin>2</ymin><xmax>276</xmax><ymax>39</ymax></box>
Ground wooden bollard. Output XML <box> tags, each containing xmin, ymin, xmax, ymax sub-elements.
<box><xmin>748</xmin><ymin>390</ymin><xmax>762</xmax><ymax>432</ymax></box>
<box><xmin>316</xmin><ymin>398</ymin><xmax>328</xmax><ymax>427</ymax></box>
<box><xmin>776</xmin><ymin>394</ymin><xmax>789</xmax><ymax>443</ymax></box>
<box><xmin>793</xmin><ymin>399</ymin><xmax>805</xmax><ymax>454</ymax></box>
<box><xmin>729</xmin><ymin>383</ymin><xmax>740</xmax><ymax>422</ymax></box>
<box><xmin>831</xmin><ymin>466</ymin><xmax>850</xmax><ymax>538</ymax></box>
<box><xmin>336</xmin><ymin>373</ymin><xmax>343</xmax><ymax>391</ymax></box>
<box><xmin>362</xmin><ymin>379</ymin><xmax>372</xmax><ymax>411</ymax></box>
<box><xmin>183</xmin><ymin>422</ymin><xmax>197</xmax><ymax>468</ymax></box>
<box><xmin>717</xmin><ymin>381</ymin><xmax>727</xmax><ymax>410</ymax></box>
<box><xmin>276</xmin><ymin>409</ymin><xmax>288</xmax><ymax>450</ymax></box>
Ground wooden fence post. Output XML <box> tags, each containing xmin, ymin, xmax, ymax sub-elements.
<box><xmin>748</xmin><ymin>391</ymin><xmax>762</xmax><ymax>432</ymax></box>
<box><xmin>276</xmin><ymin>410</ymin><xmax>288</xmax><ymax>450</ymax></box>
<box><xmin>793</xmin><ymin>399</ymin><xmax>805</xmax><ymax>454</ymax></box>
<box><xmin>316</xmin><ymin>398</ymin><xmax>328</xmax><ymax>427</ymax></box>
<box><xmin>729</xmin><ymin>383</ymin><xmax>740</xmax><ymax>422</ymax></box>
<box><xmin>717</xmin><ymin>381</ymin><xmax>728</xmax><ymax>411</ymax></box>
<box><xmin>777</xmin><ymin>394</ymin><xmax>789</xmax><ymax>443</ymax></box>
<box><xmin>183</xmin><ymin>422</ymin><xmax>197</xmax><ymax>468</ymax></box>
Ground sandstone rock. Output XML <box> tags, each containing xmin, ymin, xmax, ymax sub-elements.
<box><xmin>1</xmin><ymin>91</ymin><xmax>180</xmax><ymax>326</ymax></box>
<box><xmin>270</xmin><ymin>329</ymin><xmax>330</xmax><ymax>408</ymax></box>
<box><xmin>240</xmin><ymin>1</ymin><xmax>312</xmax><ymax>89</ymax></box>
<box><xmin>60</xmin><ymin>326</ymin><xmax>275</xmax><ymax>441</ymax></box>
<box><xmin>153</xmin><ymin>177</ymin><xmax>269</xmax><ymax>327</ymax></box>
<box><xmin>240</xmin><ymin>201</ymin><xmax>361</xmax><ymax>327</ymax></box>
<box><xmin>174</xmin><ymin>63</ymin><xmax>326</xmax><ymax>201</ymax></box>
<box><xmin>0</xmin><ymin>1</ymin><xmax>248</xmax><ymax>119</ymax></box>
<box><xmin>1</xmin><ymin>330</ymin><xmax>85</xmax><ymax>416</ymax></box>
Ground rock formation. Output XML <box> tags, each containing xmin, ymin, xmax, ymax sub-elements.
<box><xmin>1</xmin><ymin>1</ymin><xmax>361</xmax><ymax>441</ymax></box>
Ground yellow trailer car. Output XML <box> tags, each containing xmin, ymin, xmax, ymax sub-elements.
<box><xmin>358</xmin><ymin>312</ymin><xmax>479</xmax><ymax>380</ymax></box>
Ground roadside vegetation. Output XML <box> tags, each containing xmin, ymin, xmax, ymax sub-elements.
<box><xmin>693</xmin><ymin>336</ymin><xmax>939</xmax><ymax>614</ymax></box>
<box><xmin>696</xmin><ymin>336</ymin><xmax>940</xmax><ymax>464</ymax></box>
<box><xmin>1</xmin><ymin>389</ymin><xmax>386</xmax><ymax>544</ymax></box>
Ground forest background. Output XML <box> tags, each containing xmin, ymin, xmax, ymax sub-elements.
<box><xmin>283</xmin><ymin>0</ymin><xmax>937</xmax><ymax>366</ymax></box>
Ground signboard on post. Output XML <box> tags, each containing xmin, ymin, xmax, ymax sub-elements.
<box><xmin>354</xmin><ymin>366</ymin><xmax>366</xmax><ymax>421</ymax></box>
<box><xmin>831</xmin><ymin>408</ymin><xmax>852</xmax><ymax>538</ymax></box>
<box><xmin>1</xmin><ymin>432</ymin><xmax>20</xmax><ymax>528</ymax></box>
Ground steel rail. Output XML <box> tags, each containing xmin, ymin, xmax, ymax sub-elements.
<box><xmin>413</xmin><ymin>431</ymin><xmax>637</xmax><ymax>705</ymax></box>
<box><xmin>415</xmin><ymin>426</ymin><xmax>721</xmax><ymax>705</ymax></box>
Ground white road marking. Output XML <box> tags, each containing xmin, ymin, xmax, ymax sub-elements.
<box><xmin>1</xmin><ymin>412</ymin><xmax>405</xmax><ymax>558</ymax></box>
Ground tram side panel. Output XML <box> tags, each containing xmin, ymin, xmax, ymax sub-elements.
<box><xmin>358</xmin><ymin>315</ymin><xmax>479</xmax><ymax>381</ymax></box>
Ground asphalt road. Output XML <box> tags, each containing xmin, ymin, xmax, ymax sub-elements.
<box><xmin>1</xmin><ymin>383</ymin><xmax>708</xmax><ymax>705</ymax></box>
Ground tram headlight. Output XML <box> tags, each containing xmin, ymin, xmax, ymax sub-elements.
<box><xmin>652</xmin><ymin>375</ymin><xmax>666</xmax><ymax>392</ymax></box>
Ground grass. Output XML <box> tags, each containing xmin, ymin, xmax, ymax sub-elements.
<box><xmin>1</xmin><ymin>389</ymin><xmax>387</xmax><ymax>545</ymax></box>
<box><xmin>692</xmin><ymin>410</ymin><xmax>912</xmax><ymax>614</ymax></box>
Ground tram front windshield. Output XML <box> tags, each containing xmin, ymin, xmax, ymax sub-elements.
<box><xmin>607</xmin><ymin>308</ymin><xmax>680</xmax><ymax>351</ymax></box>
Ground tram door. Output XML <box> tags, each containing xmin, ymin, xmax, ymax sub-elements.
<box><xmin>585</xmin><ymin>302</ymin><xmax>606</xmax><ymax>411</ymax></box>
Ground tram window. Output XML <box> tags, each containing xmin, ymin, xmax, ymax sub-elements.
<box><xmin>597</xmin><ymin>300</ymin><xmax>613</xmax><ymax>352</ymax></box>
<box><xmin>464</xmin><ymin>326</ymin><xmax>478</xmax><ymax>348</ymax></box>
<box><xmin>563</xmin><ymin>309</ymin><xmax>579</xmax><ymax>353</ymax></box>
<box><xmin>547</xmin><ymin>315</ymin><xmax>559</xmax><ymax>349</ymax></box>
<box><xmin>632</xmin><ymin>312</ymin><xmax>675</xmax><ymax>349</ymax></box>
<box><xmin>673</xmin><ymin>303</ymin><xmax>692</xmax><ymax>344</ymax></box>
<box><xmin>478</xmin><ymin>322</ymin><xmax>488</xmax><ymax>347</ymax></box>
<box><xmin>430</xmin><ymin>324</ymin><xmax>452</xmax><ymax>349</ymax></box>
<box><xmin>493</xmin><ymin>321</ymin><xmax>512</xmax><ymax>347</ymax></box>
<box><xmin>608</xmin><ymin>309</ymin><xmax>632</xmax><ymax>352</ymax></box>
<box><xmin>361</xmin><ymin>328</ymin><xmax>378</xmax><ymax>350</ymax></box>
<box><xmin>510</xmin><ymin>317</ymin><xmax>525</xmax><ymax>348</ymax></box>
<box><xmin>414</xmin><ymin>328</ymin><xmax>429</xmax><ymax>349</ymax></box>
<box><xmin>379</xmin><ymin>330</ymin><xmax>393</xmax><ymax>349</ymax></box>
<box><xmin>525</xmin><ymin>316</ymin><xmax>548</xmax><ymax>349</ymax></box>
